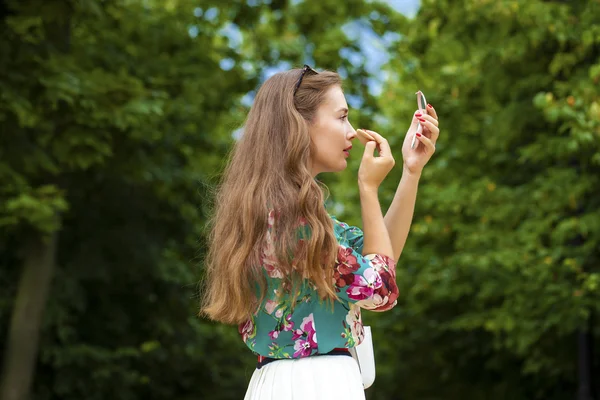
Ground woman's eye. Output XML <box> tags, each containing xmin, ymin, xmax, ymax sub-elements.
<box><xmin>340</xmin><ymin>115</ymin><xmax>348</xmax><ymax>121</ymax></box>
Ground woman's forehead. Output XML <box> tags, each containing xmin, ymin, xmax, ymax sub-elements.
<box><xmin>321</xmin><ymin>86</ymin><xmax>347</xmax><ymax>111</ymax></box>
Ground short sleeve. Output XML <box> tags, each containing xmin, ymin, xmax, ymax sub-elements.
<box><xmin>330</xmin><ymin>216</ymin><xmax>399</xmax><ymax>312</ymax></box>
<box><xmin>265</xmin><ymin>211</ymin><xmax>398</xmax><ymax>312</ymax></box>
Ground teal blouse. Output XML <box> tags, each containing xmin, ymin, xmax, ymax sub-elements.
<box><xmin>238</xmin><ymin>210</ymin><xmax>399</xmax><ymax>359</ymax></box>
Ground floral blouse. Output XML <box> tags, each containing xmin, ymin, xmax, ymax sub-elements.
<box><xmin>238</xmin><ymin>210</ymin><xmax>399</xmax><ymax>359</ymax></box>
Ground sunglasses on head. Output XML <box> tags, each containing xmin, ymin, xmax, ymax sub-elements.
<box><xmin>293</xmin><ymin>64</ymin><xmax>318</xmax><ymax>95</ymax></box>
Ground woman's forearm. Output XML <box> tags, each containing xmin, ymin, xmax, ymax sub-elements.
<box><xmin>383</xmin><ymin>168</ymin><xmax>421</xmax><ymax>260</ymax></box>
<box><xmin>359</xmin><ymin>184</ymin><xmax>394</xmax><ymax>259</ymax></box>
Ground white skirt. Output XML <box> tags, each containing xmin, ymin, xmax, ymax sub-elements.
<box><xmin>244</xmin><ymin>354</ymin><xmax>365</xmax><ymax>400</ymax></box>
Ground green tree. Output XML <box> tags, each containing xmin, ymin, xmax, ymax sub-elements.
<box><xmin>0</xmin><ymin>1</ymin><xmax>404</xmax><ymax>399</ymax></box>
<box><xmin>329</xmin><ymin>1</ymin><xmax>600</xmax><ymax>399</ymax></box>
<box><xmin>1</xmin><ymin>0</ymin><xmax>251</xmax><ymax>399</ymax></box>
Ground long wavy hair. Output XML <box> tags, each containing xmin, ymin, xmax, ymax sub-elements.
<box><xmin>200</xmin><ymin>68</ymin><xmax>342</xmax><ymax>324</ymax></box>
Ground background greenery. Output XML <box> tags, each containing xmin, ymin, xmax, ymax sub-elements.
<box><xmin>1</xmin><ymin>0</ymin><xmax>599</xmax><ymax>399</ymax></box>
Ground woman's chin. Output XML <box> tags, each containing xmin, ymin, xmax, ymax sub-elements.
<box><xmin>334</xmin><ymin>160</ymin><xmax>348</xmax><ymax>172</ymax></box>
<box><xmin>315</xmin><ymin>160</ymin><xmax>347</xmax><ymax>175</ymax></box>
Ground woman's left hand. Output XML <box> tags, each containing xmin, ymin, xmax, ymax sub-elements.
<box><xmin>401</xmin><ymin>104</ymin><xmax>439</xmax><ymax>176</ymax></box>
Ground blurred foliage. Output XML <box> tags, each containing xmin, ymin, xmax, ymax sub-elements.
<box><xmin>0</xmin><ymin>0</ymin><xmax>402</xmax><ymax>399</ymax></box>
<box><xmin>333</xmin><ymin>0</ymin><xmax>600</xmax><ymax>399</ymax></box>
<box><xmin>0</xmin><ymin>0</ymin><xmax>599</xmax><ymax>399</ymax></box>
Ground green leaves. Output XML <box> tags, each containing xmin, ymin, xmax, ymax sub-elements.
<box><xmin>0</xmin><ymin>185</ymin><xmax>67</xmax><ymax>233</ymax></box>
<box><xmin>352</xmin><ymin>0</ymin><xmax>600</xmax><ymax>398</ymax></box>
<box><xmin>1</xmin><ymin>1</ymin><xmax>404</xmax><ymax>399</ymax></box>
<box><xmin>2</xmin><ymin>0</ymin><xmax>598</xmax><ymax>399</ymax></box>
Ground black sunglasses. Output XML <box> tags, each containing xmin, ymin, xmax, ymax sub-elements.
<box><xmin>293</xmin><ymin>64</ymin><xmax>318</xmax><ymax>95</ymax></box>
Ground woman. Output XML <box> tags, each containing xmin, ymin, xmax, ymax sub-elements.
<box><xmin>201</xmin><ymin>65</ymin><xmax>439</xmax><ymax>399</ymax></box>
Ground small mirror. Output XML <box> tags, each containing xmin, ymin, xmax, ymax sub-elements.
<box><xmin>417</xmin><ymin>91</ymin><xmax>427</xmax><ymax>111</ymax></box>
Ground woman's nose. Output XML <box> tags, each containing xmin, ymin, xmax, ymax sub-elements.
<box><xmin>347</xmin><ymin>124</ymin><xmax>357</xmax><ymax>140</ymax></box>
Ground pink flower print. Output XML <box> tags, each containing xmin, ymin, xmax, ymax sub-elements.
<box><xmin>333</xmin><ymin>270</ymin><xmax>355</xmax><ymax>291</ymax></box>
<box><xmin>283</xmin><ymin>313</ymin><xmax>294</xmax><ymax>332</ymax></box>
<box><xmin>336</xmin><ymin>246</ymin><xmax>360</xmax><ymax>274</ymax></box>
<box><xmin>366</xmin><ymin>253</ymin><xmax>391</xmax><ymax>272</ymax></box>
<box><xmin>268</xmin><ymin>330</ymin><xmax>279</xmax><ymax>340</ymax></box>
<box><xmin>293</xmin><ymin>338</ymin><xmax>314</xmax><ymax>358</ymax></box>
<box><xmin>239</xmin><ymin>318</ymin><xmax>256</xmax><ymax>343</ymax></box>
<box><xmin>291</xmin><ymin>314</ymin><xmax>315</xmax><ymax>340</ymax></box>
<box><xmin>346</xmin><ymin>268</ymin><xmax>382</xmax><ymax>301</ymax></box>
<box><xmin>262</xmin><ymin>230</ymin><xmax>283</xmax><ymax>278</ymax></box>
<box><xmin>265</xmin><ymin>300</ymin><xmax>278</xmax><ymax>315</ymax></box>
<box><xmin>345</xmin><ymin>304</ymin><xmax>365</xmax><ymax>346</ymax></box>
<box><xmin>300</xmin><ymin>315</ymin><xmax>316</xmax><ymax>337</ymax></box>
<box><xmin>358</xmin><ymin>293</ymin><xmax>390</xmax><ymax>310</ymax></box>
<box><xmin>291</xmin><ymin>328</ymin><xmax>302</xmax><ymax>341</ymax></box>
<box><xmin>267</xmin><ymin>209</ymin><xmax>275</xmax><ymax>227</ymax></box>
<box><xmin>267</xmin><ymin>312</ymin><xmax>293</xmax><ymax>342</ymax></box>
<box><xmin>291</xmin><ymin>314</ymin><xmax>318</xmax><ymax>357</ymax></box>
<box><xmin>351</xmin><ymin>320</ymin><xmax>364</xmax><ymax>345</ymax></box>
<box><xmin>264</xmin><ymin>263</ymin><xmax>283</xmax><ymax>278</ymax></box>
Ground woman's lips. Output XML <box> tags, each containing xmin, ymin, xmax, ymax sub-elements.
<box><xmin>343</xmin><ymin>145</ymin><xmax>352</xmax><ymax>158</ymax></box>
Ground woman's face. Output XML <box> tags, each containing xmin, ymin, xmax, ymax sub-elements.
<box><xmin>309</xmin><ymin>85</ymin><xmax>357</xmax><ymax>177</ymax></box>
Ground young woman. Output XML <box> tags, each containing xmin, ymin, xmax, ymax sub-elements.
<box><xmin>201</xmin><ymin>65</ymin><xmax>439</xmax><ymax>399</ymax></box>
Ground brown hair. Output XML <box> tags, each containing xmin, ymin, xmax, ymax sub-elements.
<box><xmin>200</xmin><ymin>68</ymin><xmax>342</xmax><ymax>324</ymax></box>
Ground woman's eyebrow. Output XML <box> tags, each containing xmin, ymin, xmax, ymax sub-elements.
<box><xmin>335</xmin><ymin>107</ymin><xmax>349</xmax><ymax>113</ymax></box>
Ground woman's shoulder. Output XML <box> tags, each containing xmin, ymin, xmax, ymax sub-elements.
<box><xmin>265</xmin><ymin>209</ymin><xmax>361</xmax><ymax>241</ymax></box>
<box><xmin>327</xmin><ymin>214</ymin><xmax>364</xmax><ymax>248</ymax></box>
<box><xmin>328</xmin><ymin>214</ymin><xmax>346</xmax><ymax>227</ymax></box>
<box><xmin>328</xmin><ymin>214</ymin><xmax>359</xmax><ymax>232</ymax></box>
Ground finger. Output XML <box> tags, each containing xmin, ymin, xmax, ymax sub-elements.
<box><xmin>410</xmin><ymin>111</ymin><xmax>421</xmax><ymax>130</ymax></box>
<box><xmin>356</xmin><ymin>129</ymin><xmax>375</xmax><ymax>145</ymax></box>
<box><xmin>417</xmin><ymin>113</ymin><xmax>438</xmax><ymax>127</ymax></box>
<box><xmin>426</xmin><ymin>103</ymin><xmax>438</xmax><ymax>120</ymax></box>
<box><xmin>364</xmin><ymin>130</ymin><xmax>392</xmax><ymax>158</ymax></box>
<box><xmin>417</xmin><ymin>118</ymin><xmax>440</xmax><ymax>143</ymax></box>
<box><xmin>415</xmin><ymin>133</ymin><xmax>436</xmax><ymax>153</ymax></box>
<box><xmin>363</xmin><ymin>129</ymin><xmax>386</xmax><ymax>144</ymax></box>
<box><xmin>362</xmin><ymin>141</ymin><xmax>377</xmax><ymax>161</ymax></box>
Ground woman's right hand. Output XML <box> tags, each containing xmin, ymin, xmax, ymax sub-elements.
<box><xmin>357</xmin><ymin>129</ymin><xmax>395</xmax><ymax>190</ymax></box>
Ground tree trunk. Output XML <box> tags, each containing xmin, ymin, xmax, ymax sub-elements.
<box><xmin>577</xmin><ymin>320</ymin><xmax>596</xmax><ymax>400</ymax></box>
<box><xmin>1</xmin><ymin>3</ymin><xmax>70</xmax><ymax>398</ymax></box>
<box><xmin>0</xmin><ymin>229</ymin><xmax>59</xmax><ymax>400</ymax></box>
